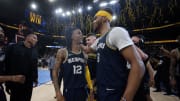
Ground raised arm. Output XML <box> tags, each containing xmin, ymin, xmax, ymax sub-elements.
<box><xmin>53</xmin><ymin>48</ymin><xmax>66</xmax><ymax>101</ymax></box>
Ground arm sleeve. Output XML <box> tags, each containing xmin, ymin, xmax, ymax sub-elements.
<box><xmin>108</xmin><ymin>27</ymin><xmax>133</xmax><ymax>51</ymax></box>
<box><xmin>85</xmin><ymin>65</ymin><xmax>93</xmax><ymax>90</ymax></box>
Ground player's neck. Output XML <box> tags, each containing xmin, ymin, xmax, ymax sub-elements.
<box><xmin>71</xmin><ymin>42</ymin><xmax>81</xmax><ymax>53</ymax></box>
<box><xmin>100</xmin><ymin>23</ymin><xmax>111</xmax><ymax>36</ymax></box>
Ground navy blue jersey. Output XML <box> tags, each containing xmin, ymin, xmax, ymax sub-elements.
<box><xmin>87</xmin><ymin>53</ymin><xmax>97</xmax><ymax>80</ymax></box>
<box><xmin>61</xmin><ymin>51</ymin><xmax>87</xmax><ymax>89</ymax></box>
<box><xmin>96</xmin><ymin>33</ymin><xmax>129</xmax><ymax>90</ymax></box>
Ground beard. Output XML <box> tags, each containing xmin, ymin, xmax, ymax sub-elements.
<box><xmin>93</xmin><ymin>21</ymin><xmax>102</xmax><ymax>34</ymax></box>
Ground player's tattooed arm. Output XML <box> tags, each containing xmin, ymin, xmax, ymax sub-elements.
<box><xmin>52</xmin><ymin>48</ymin><xmax>66</xmax><ymax>101</ymax></box>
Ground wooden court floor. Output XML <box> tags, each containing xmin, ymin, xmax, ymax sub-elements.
<box><xmin>5</xmin><ymin>82</ymin><xmax>180</xmax><ymax>101</ymax></box>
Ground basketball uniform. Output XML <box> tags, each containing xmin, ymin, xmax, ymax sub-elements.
<box><xmin>61</xmin><ymin>50</ymin><xmax>87</xmax><ymax>101</ymax></box>
<box><xmin>96</xmin><ymin>32</ymin><xmax>129</xmax><ymax>101</ymax></box>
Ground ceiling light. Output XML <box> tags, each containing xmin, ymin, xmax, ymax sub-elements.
<box><xmin>62</xmin><ymin>13</ymin><xmax>66</xmax><ymax>17</ymax></box>
<box><xmin>72</xmin><ymin>10</ymin><xmax>76</xmax><ymax>14</ymax></box>
<box><xmin>66</xmin><ymin>11</ymin><xmax>71</xmax><ymax>16</ymax></box>
<box><xmin>78</xmin><ymin>8</ymin><xmax>82</xmax><ymax>13</ymax></box>
<box><xmin>31</xmin><ymin>3</ymin><xmax>37</xmax><ymax>10</ymax></box>
<box><xmin>87</xmin><ymin>6</ymin><xmax>92</xmax><ymax>11</ymax></box>
<box><xmin>99</xmin><ymin>2</ymin><xmax>108</xmax><ymax>7</ymax></box>
<box><xmin>93</xmin><ymin>0</ymin><xmax>99</xmax><ymax>3</ymax></box>
<box><xmin>48</xmin><ymin>0</ymin><xmax>55</xmax><ymax>3</ymax></box>
<box><xmin>112</xmin><ymin>15</ymin><xmax>117</xmax><ymax>20</ymax></box>
<box><xmin>55</xmin><ymin>8</ymin><xmax>63</xmax><ymax>14</ymax></box>
<box><xmin>109</xmin><ymin>0</ymin><xmax>118</xmax><ymax>5</ymax></box>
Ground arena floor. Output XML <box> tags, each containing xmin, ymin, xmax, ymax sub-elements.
<box><xmin>32</xmin><ymin>82</ymin><xmax>179</xmax><ymax>101</ymax></box>
<box><xmin>5</xmin><ymin>81</ymin><xmax>180</xmax><ymax>101</ymax></box>
<box><xmin>5</xmin><ymin>68</ymin><xmax>180</xmax><ymax>101</ymax></box>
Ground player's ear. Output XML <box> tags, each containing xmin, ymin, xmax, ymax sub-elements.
<box><xmin>102</xmin><ymin>16</ymin><xmax>109</xmax><ymax>22</ymax></box>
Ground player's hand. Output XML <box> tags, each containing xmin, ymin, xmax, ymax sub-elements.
<box><xmin>56</xmin><ymin>92</ymin><xmax>65</xmax><ymax>101</ymax></box>
<box><xmin>149</xmin><ymin>78</ymin><xmax>155</xmax><ymax>87</ymax></box>
<box><xmin>33</xmin><ymin>80</ymin><xmax>38</xmax><ymax>87</ymax></box>
<box><xmin>11</xmin><ymin>75</ymin><xmax>25</xmax><ymax>84</ymax></box>
<box><xmin>89</xmin><ymin>89</ymin><xmax>94</xmax><ymax>101</ymax></box>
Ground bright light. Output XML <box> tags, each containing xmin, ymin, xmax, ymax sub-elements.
<box><xmin>55</xmin><ymin>8</ymin><xmax>63</xmax><ymax>14</ymax></box>
<box><xmin>31</xmin><ymin>3</ymin><xmax>37</xmax><ymax>10</ymax></box>
<box><xmin>87</xmin><ymin>6</ymin><xmax>92</xmax><ymax>11</ymax></box>
<box><xmin>78</xmin><ymin>8</ymin><xmax>82</xmax><ymax>13</ymax></box>
<box><xmin>72</xmin><ymin>10</ymin><xmax>76</xmax><ymax>14</ymax></box>
<box><xmin>109</xmin><ymin>0</ymin><xmax>118</xmax><ymax>5</ymax></box>
<box><xmin>93</xmin><ymin>0</ymin><xmax>99</xmax><ymax>3</ymax></box>
<box><xmin>112</xmin><ymin>15</ymin><xmax>117</xmax><ymax>20</ymax></box>
<box><xmin>66</xmin><ymin>11</ymin><xmax>71</xmax><ymax>16</ymax></box>
<box><xmin>99</xmin><ymin>2</ymin><xmax>108</xmax><ymax>7</ymax></box>
<box><xmin>62</xmin><ymin>13</ymin><xmax>66</xmax><ymax>17</ymax></box>
<box><xmin>48</xmin><ymin>0</ymin><xmax>55</xmax><ymax>3</ymax></box>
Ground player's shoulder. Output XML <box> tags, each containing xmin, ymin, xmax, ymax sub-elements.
<box><xmin>111</xmin><ymin>27</ymin><xmax>128</xmax><ymax>33</ymax></box>
<box><xmin>57</xmin><ymin>48</ymin><xmax>67</xmax><ymax>57</ymax></box>
<box><xmin>109</xmin><ymin>27</ymin><xmax>129</xmax><ymax>39</ymax></box>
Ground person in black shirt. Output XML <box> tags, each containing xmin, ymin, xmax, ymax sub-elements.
<box><xmin>5</xmin><ymin>28</ymin><xmax>38</xmax><ymax>101</ymax></box>
<box><xmin>0</xmin><ymin>26</ymin><xmax>25</xmax><ymax>101</ymax></box>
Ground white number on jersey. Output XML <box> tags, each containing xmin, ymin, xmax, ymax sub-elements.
<box><xmin>73</xmin><ymin>65</ymin><xmax>82</xmax><ymax>74</ymax></box>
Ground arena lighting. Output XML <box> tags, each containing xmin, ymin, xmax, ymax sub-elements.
<box><xmin>66</xmin><ymin>11</ymin><xmax>71</xmax><ymax>16</ymax></box>
<box><xmin>112</xmin><ymin>15</ymin><xmax>117</xmax><ymax>20</ymax></box>
<box><xmin>72</xmin><ymin>10</ymin><xmax>76</xmax><ymax>14</ymax></box>
<box><xmin>46</xmin><ymin>45</ymin><xmax>63</xmax><ymax>48</ymax></box>
<box><xmin>78</xmin><ymin>8</ymin><xmax>82</xmax><ymax>13</ymax></box>
<box><xmin>87</xmin><ymin>6</ymin><xmax>92</xmax><ymax>11</ymax></box>
<box><xmin>93</xmin><ymin>0</ymin><xmax>99</xmax><ymax>3</ymax></box>
<box><xmin>55</xmin><ymin>8</ymin><xmax>63</xmax><ymax>14</ymax></box>
<box><xmin>99</xmin><ymin>2</ymin><xmax>108</xmax><ymax>7</ymax></box>
<box><xmin>109</xmin><ymin>0</ymin><xmax>118</xmax><ymax>5</ymax></box>
<box><xmin>62</xmin><ymin>13</ymin><xmax>66</xmax><ymax>17</ymax></box>
<box><xmin>48</xmin><ymin>0</ymin><xmax>56</xmax><ymax>3</ymax></box>
<box><xmin>145</xmin><ymin>40</ymin><xmax>177</xmax><ymax>44</ymax></box>
<box><xmin>31</xmin><ymin>2</ymin><xmax>37</xmax><ymax>10</ymax></box>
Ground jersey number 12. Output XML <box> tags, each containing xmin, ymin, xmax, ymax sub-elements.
<box><xmin>73</xmin><ymin>65</ymin><xmax>82</xmax><ymax>74</ymax></box>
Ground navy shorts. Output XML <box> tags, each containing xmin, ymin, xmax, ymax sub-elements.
<box><xmin>63</xmin><ymin>88</ymin><xmax>88</xmax><ymax>101</ymax></box>
<box><xmin>97</xmin><ymin>86</ymin><xmax>123</xmax><ymax>101</ymax></box>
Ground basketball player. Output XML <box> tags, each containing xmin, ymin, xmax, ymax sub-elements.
<box><xmin>53</xmin><ymin>27</ymin><xmax>93</xmax><ymax>101</ymax></box>
<box><xmin>81</xmin><ymin>8</ymin><xmax>145</xmax><ymax>101</ymax></box>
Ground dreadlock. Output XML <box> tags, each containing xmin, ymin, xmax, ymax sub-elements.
<box><xmin>64</xmin><ymin>27</ymin><xmax>79</xmax><ymax>51</ymax></box>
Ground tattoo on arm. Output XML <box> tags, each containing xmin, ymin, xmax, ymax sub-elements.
<box><xmin>53</xmin><ymin>49</ymin><xmax>65</xmax><ymax>93</ymax></box>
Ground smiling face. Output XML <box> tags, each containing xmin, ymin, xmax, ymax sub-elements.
<box><xmin>71</xmin><ymin>29</ymin><xmax>83</xmax><ymax>44</ymax></box>
<box><xmin>93</xmin><ymin>16</ymin><xmax>104</xmax><ymax>33</ymax></box>
<box><xmin>86</xmin><ymin>35</ymin><xmax>96</xmax><ymax>46</ymax></box>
